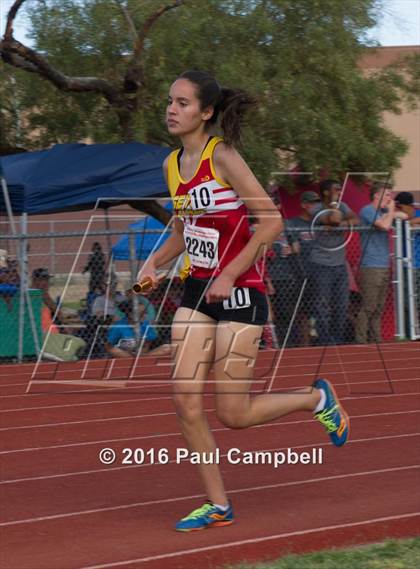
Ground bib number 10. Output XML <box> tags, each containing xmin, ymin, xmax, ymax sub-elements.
<box><xmin>223</xmin><ymin>287</ymin><xmax>251</xmax><ymax>310</ymax></box>
<box><xmin>190</xmin><ymin>186</ymin><xmax>212</xmax><ymax>210</ymax></box>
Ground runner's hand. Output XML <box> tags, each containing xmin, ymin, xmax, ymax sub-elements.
<box><xmin>135</xmin><ymin>265</ymin><xmax>165</xmax><ymax>294</ymax></box>
<box><xmin>205</xmin><ymin>273</ymin><xmax>235</xmax><ymax>303</ymax></box>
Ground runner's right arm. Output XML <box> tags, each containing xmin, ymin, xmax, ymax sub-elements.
<box><xmin>143</xmin><ymin>216</ymin><xmax>186</xmax><ymax>271</ymax></box>
<box><xmin>136</xmin><ymin>157</ymin><xmax>186</xmax><ymax>284</ymax></box>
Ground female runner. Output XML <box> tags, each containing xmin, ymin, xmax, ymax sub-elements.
<box><xmin>138</xmin><ymin>70</ymin><xmax>349</xmax><ymax>531</ymax></box>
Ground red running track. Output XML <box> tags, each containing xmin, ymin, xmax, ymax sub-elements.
<box><xmin>0</xmin><ymin>342</ymin><xmax>419</xmax><ymax>569</ymax></box>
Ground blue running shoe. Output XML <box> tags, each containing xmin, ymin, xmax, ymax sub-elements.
<box><xmin>313</xmin><ymin>378</ymin><xmax>350</xmax><ymax>447</ymax></box>
<box><xmin>175</xmin><ymin>501</ymin><xmax>234</xmax><ymax>532</ymax></box>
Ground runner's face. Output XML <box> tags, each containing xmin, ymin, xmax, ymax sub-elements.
<box><xmin>166</xmin><ymin>79</ymin><xmax>212</xmax><ymax>136</ymax></box>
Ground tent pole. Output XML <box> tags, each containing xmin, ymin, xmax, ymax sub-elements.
<box><xmin>104</xmin><ymin>207</ymin><xmax>116</xmax><ymax>297</ymax></box>
<box><xmin>17</xmin><ymin>214</ymin><xmax>41</xmax><ymax>362</ymax></box>
<box><xmin>18</xmin><ymin>216</ymin><xmax>26</xmax><ymax>362</ymax></box>
<box><xmin>128</xmin><ymin>230</ymin><xmax>140</xmax><ymax>344</ymax></box>
<box><xmin>0</xmin><ymin>163</ymin><xmax>17</xmax><ymax>256</ymax></box>
<box><xmin>24</xmin><ymin>257</ymin><xmax>41</xmax><ymax>359</ymax></box>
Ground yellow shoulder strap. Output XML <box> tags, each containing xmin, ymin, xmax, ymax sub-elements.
<box><xmin>166</xmin><ymin>148</ymin><xmax>191</xmax><ymax>280</ymax></box>
<box><xmin>167</xmin><ymin>149</ymin><xmax>181</xmax><ymax>198</ymax></box>
<box><xmin>201</xmin><ymin>136</ymin><xmax>223</xmax><ymax>161</ymax></box>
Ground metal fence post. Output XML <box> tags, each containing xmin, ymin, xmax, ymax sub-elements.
<box><xmin>18</xmin><ymin>214</ymin><xmax>41</xmax><ymax>362</ymax></box>
<box><xmin>128</xmin><ymin>229</ymin><xmax>140</xmax><ymax>343</ymax></box>
<box><xmin>393</xmin><ymin>218</ymin><xmax>405</xmax><ymax>340</ymax></box>
<box><xmin>18</xmin><ymin>223</ymin><xmax>25</xmax><ymax>362</ymax></box>
<box><xmin>404</xmin><ymin>221</ymin><xmax>419</xmax><ymax>340</ymax></box>
<box><xmin>50</xmin><ymin>220</ymin><xmax>56</xmax><ymax>275</ymax></box>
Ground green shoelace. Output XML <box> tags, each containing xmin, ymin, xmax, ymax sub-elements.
<box><xmin>316</xmin><ymin>405</ymin><xmax>339</xmax><ymax>433</ymax></box>
<box><xmin>182</xmin><ymin>503</ymin><xmax>214</xmax><ymax>521</ymax></box>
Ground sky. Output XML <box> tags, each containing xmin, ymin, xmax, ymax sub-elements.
<box><xmin>367</xmin><ymin>0</ymin><xmax>420</xmax><ymax>45</ymax></box>
<box><xmin>0</xmin><ymin>0</ymin><xmax>420</xmax><ymax>46</ymax></box>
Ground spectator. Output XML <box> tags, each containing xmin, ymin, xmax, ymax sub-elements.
<box><xmin>355</xmin><ymin>183</ymin><xmax>401</xmax><ymax>344</ymax></box>
<box><xmin>91</xmin><ymin>290</ymin><xmax>118</xmax><ymax>319</ymax></box>
<box><xmin>5</xmin><ymin>258</ymin><xmax>19</xmax><ymax>285</ymax></box>
<box><xmin>395</xmin><ymin>191</ymin><xmax>420</xmax><ymax>329</ymax></box>
<box><xmin>266</xmin><ymin>226</ymin><xmax>300</xmax><ymax>347</ymax></box>
<box><xmin>288</xmin><ymin>191</ymin><xmax>321</xmax><ymax>344</ymax></box>
<box><xmin>31</xmin><ymin>268</ymin><xmax>64</xmax><ymax>326</ymax></box>
<box><xmin>271</xmin><ymin>171</ymin><xmax>319</xmax><ymax>219</ymax></box>
<box><xmin>90</xmin><ymin>284</ymin><xmax>126</xmax><ymax>319</ymax></box>
<box><xmin>83</xmin><ymin>242</ymin><xmax>106</xmax><ymax>294</ymax></box>
<box><xmin>0</xmin><ymin>256</ymin><xmax>20</xmax><ymax>308</ymax></box>
<box><xmin>310</xmin><ymin>179</ymin><xmax>359</xmax><ymax>345</ymax></box>
<box><xmin>30</xmin><ymin>268</ymin><xmax>86</xmax><ymax>361</ymax></box>
<box><xmin>105</xmin><ymin>299</ymin><xmax>161</xmax><ymax>358</ymax></box>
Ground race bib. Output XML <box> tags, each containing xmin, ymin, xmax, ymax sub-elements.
<box><xmin>188</xmin><ymin>183</ymin><xmax>215</xmax><ymax>211</ymax></box>
<box><xmin>184</xmin><ymin>225</ymin><xmax>219</xmax><ymax>269</ymax></box>
<box><xmin>223</xmin><ymin>287</ymin><xmax>251</xmax><ymax>310</ymax></box>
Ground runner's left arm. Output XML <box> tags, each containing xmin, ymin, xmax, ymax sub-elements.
<box><xmin>211</xmin><ymin>143</ymin><xmax>283</xmax><ymax>284</ymax></box>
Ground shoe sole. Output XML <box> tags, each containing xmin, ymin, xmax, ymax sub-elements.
<box><xmin>176</xmin><ymin>520</ymin><xmax>234</xmax><ymax>532</ymax></box>
<box><xmin>319</xmin><ymin>378</ymin><xmax>351</xmax><ymax>446</ymax></box>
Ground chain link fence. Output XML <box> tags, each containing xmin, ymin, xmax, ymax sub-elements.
<box><xmin>0</xmin><ymin>221</ymin><xmax>414</xmax><ymax>365</ymax></box>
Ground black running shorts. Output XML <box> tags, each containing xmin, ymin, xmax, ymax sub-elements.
<box><xmin>180</xmin><ymin>277</ymin><xmax>268</xmax><ymax>325</ymax></box>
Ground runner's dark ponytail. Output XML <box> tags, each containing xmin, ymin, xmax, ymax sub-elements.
<box><xmin>179</xmin><ymin>70</ymin><xmax>255</xmax><ymax>146</ymax></box>
<box><xmin>217</xmin><ymin>87</ymin><xmax>255</xmax><ymax>145</ymax></box>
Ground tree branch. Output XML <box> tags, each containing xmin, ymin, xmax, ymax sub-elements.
<box><xmin>0</xmin><ymin>0</ymin><xmax>173</xmax><ymax>218</ymax></box>
<box><xmin>4</xmin><ymin>0</ymin><xmax>27</xmax><ymax>40</ymax></box>
<box><xmin>1</xmin><ymin>50</ymin><xmax>39</xmax><ymax>73</ymax></box>
<box><xmin>113</xmin><ymin>0</ymin><xmax>138</xmax><ymax>43</ymax></box>
<box><xmin>1</xmin><ymin>0</ymin><xmax>129</xmax><ymax>107</ymax></box>
<box><xmin>3</xmin><ymin>37</ymin><xmax>125</xmax><ymax>102</ymax></box>
<box><xmin>123</xmin><ymin>0</ymin><xmax>183</xmax><ymax>93</ymax></box>
<box><xmin>136</xmin><ymin>0</ymin><xmax>183</xmax><ymax>58</ymax></box>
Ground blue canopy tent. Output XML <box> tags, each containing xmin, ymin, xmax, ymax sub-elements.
<box><xmin>112</xmin><ymin>202</ymin><xmax>173</xmax><ymax>260</ymax></box>
<box><xmin>0</xmin><ymin>142</ymin><xmax>172</xmax><ymax>215</ymax></box>
<box><xmin>0</xmin><ymin>142</ymin><xmax>172</xmax><ymax>362</ymax></box>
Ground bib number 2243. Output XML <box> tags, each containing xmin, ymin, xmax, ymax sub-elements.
<box><xmin>184</xmin><ymin>225</ymin><xmax>219</xmax><ymax>269</ymax></box>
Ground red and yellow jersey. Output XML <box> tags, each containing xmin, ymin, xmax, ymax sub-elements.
<box><xmin>167</xmin><ymin>136</ymin><xmax>265</xmax><ymax>292</ymax></box>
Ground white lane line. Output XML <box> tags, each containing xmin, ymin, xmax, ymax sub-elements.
<box><xmin>0</xmin><ymin>341</ymin><xmax>416</xmax><ymax>379</ymax></box>
<box><xmin>1</xmin><ymin>410</ymin><xmax>419</xmax><ymax>455</ymax></box>
<box><xmin>0</xmin><ymin>396</ymin><xmax>174</xmax><ymax>414</ymax></box>
<box><xmin>0</xmin><ymin>381</ymin><xmax>174</xmax><ymax>398</ymax></box>
<box><xmin>0</xmin><ymin>409</ymin><xmax>181</xmax><ymax>432</ymax></box>
<box><xmin>1</xmin><ymin>388</ymin><xmax>418</xmax><ymax>408</ymax></box>
<box><xmin>2</xmin><ymin>353</ymin><xmax>420</xmax><ymax>387</ymax></box>
<box><xmin>1</xmin><ymin>433</ymin><xmax>418</xmax><ymax>485</ymax></box>
<box><xmin>82</xmin><ymin>511</ymin><xmax>420</xmax><ymax>568</ymax></box>
<box><xmin>1</xmin><ymin>380</ymin><xmax>420</xmax><ymax>431</ymax></box>
<box><xmin>1</xmin><ymin>465</ymin><xmax>418</xmax><ymax>527</ymax></box>
<box><xmin>1</xmin><ymin>373</ymin><xmax>419</xmax><ymax>413</ymax></box>
<box><xmin>22</xmin><ymin>366</ymin><xmax>420</xmax><ymax>389</ymax></box>
<box><xmin>0</xmin><ymin>344</ymin><xmax>415</xmax><ymax>369</ymax></box>
<box><xmin>2</xmin><ymin>362</ymin><xmax>420</xmax><ymax>397</ymax></box>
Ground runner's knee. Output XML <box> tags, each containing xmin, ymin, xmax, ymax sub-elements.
<box><xmin>216</xmin><ymin>406</ymin><xmax>248</xmax><ymax>429</ymax></box>
<box><xmin>173</xmin><ymin>394</ymin><xmax>203</xmax><ymax>424</ymax></box>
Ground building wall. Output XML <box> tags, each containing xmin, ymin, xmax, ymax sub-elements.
<box><xmin>384</xmin><ymin>107</ymin><xmax>419</xmax><ymax>194</ymax></box>
<box><xmin>360</xmin><ymin>45</ymin><xmax>420</xmax><ymax>198</ymax></box>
